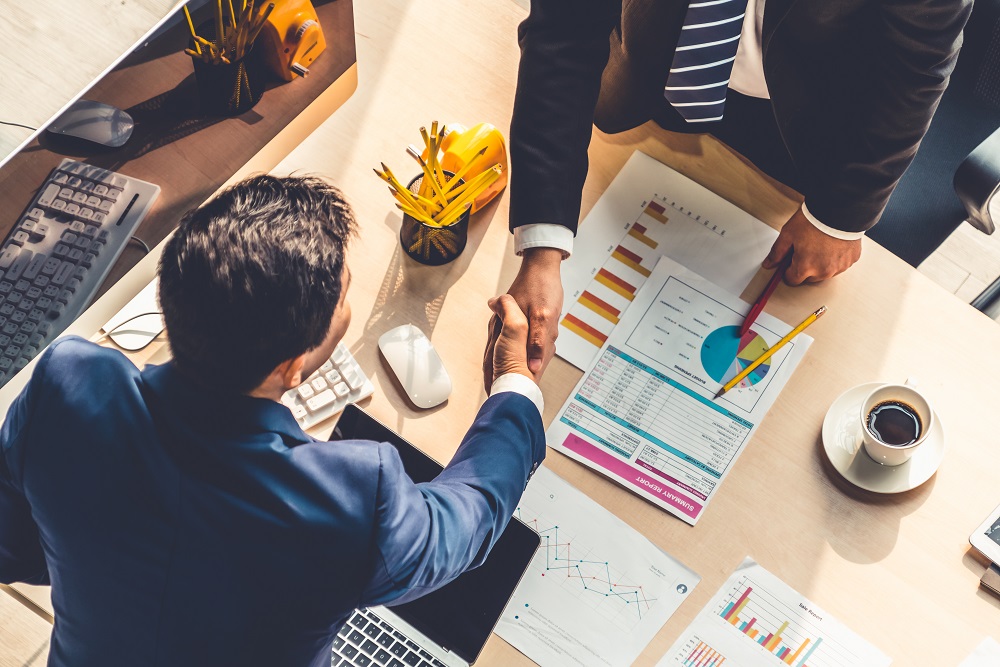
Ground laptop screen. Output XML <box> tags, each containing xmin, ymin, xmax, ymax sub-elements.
<box><xmin>329</xmin><ymin>404</ymin><xmax>539</xmax><ymax>664</ymax></box>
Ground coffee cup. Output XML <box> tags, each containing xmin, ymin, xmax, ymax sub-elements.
<box><xmin>860</xmin><ymin>382</ymin><xmax>934</xmax><ymax>466</ymax></box>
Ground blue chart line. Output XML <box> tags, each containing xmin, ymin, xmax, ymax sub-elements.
<box><xmin>516</xmin><ymin>508</ymin><xmax>658</xmax><ymax>619</ymax></box>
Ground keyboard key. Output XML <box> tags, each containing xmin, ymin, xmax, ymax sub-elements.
<box><xmin>311</xmin><ymin>376</ymin><xmax>328</xmax><ymax>392</ymax></box>
<box><xmin>6</xmin><ymin>249</ymin><xmax>32</xmax><ymax>281</ymax></box>
<box><xmin>361</xmin><ymin>639</ymin><xmax>378</xmax><ymax>654</ymax></box>
<box><xmin>51</xmin><ymin>263</ymin><xmax>73</xmax><ymax>285</ymax></box>
<box><xmin>376</xmin><ymin>634</ymin><xmax>395</xmax><ymax>648</ymax></box>
<box><xmin>348</xmin><ymin>629</ymin><xmax>365</xmax><ymax>645</ymax></box>
<box><xmin>297</xmin><ymin>383</ymin><xmax>315</xmax><ymax>399</ymax></box>
<box><xmin>334</xmin><ymin>382</ymin><xmax>350</xmax><ymax>398</ymax></box>
<box><xmin>356</xmin><ymin>655</ymin><xmax>372</xmax><ymax>667</ymax></box>
<box><xmin>364</xmin><ymin>624</ymin><xmax>381</xmax><ymax>639</ymax></box>
<box><xmin>342</xmin><ymin>645</ymin><xmax>359</xmax><ymax>659</ymax></box>
<box><xmin>350</xmin><ymin>615</ymin><xmax>368</xmax><ymax>630</ymax></box>
<box><xmin>402</xmin><ymin>652</ymin><xmax>421</xmax><ymax>666</ymax></box>
<box><xmin>325</xmin><ymin>369</ymin><xmax>342</xmax><ymax>385</ymax></box>
<box><xmin>38</xmin><ymin>184</ymin><xmax>60</xmax><ymax>207</ymax></box>
<box><xmin>390</xmin><ymin>643</ymin><xmax>408</xmax><ymax>657</ymax></box>
<box><xmin>23</xmin><ymin>255</ymin><xmax>45</xmax><ymax>280</ymax></box>
<box><xmin>388</xmin><ymin>660</ymin><xmax>405</xmax><ymax>667</ymax></box>
<box><xmin>0</xmin><ymin>247</ymin><xmax>18</xmax><ymax>269</ymax></box>
<box><xmin>374</xmin><ymin>649</ymin><xmax>392</xmax><ymax>664</ymax></box>
<box><xmin>305</xmin><ymin>389</ymin><xmax>336</xmax><ymax>413</ymax></box>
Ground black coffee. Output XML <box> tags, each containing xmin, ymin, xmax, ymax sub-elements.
<box><xmin>866</xmin><ymin>400</ymin><xmax>922</xmax><ymax>447</ymax></box>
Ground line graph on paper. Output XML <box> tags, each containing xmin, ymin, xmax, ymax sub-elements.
<box><xmin>513</xmin><ymin>478</ymin><xmax>661</xmax><ymax>632</ymax></box>
<box><xmin>498</xmin><ymin>466</ymin><xmax>701</xmax><ymax>667</ymax></box>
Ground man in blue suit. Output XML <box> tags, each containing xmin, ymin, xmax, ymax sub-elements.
<box><xmin>0</xmin><ymin>175</ymin><xmax>546</xmax><ymax>667</ymax></box>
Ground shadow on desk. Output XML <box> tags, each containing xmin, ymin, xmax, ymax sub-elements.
<box><xmin>354</xmin><ymin>201</ymin><xmax>500</xmax><ymax>431</ymax></box>
<box><xmin>816</xmin><ymin>434</ymin><xmax>936</xmax><ymax>564</ymax></box>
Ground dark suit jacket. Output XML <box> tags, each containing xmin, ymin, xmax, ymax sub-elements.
<box><xmin>0</xmin><ymin>337</ymin><xmax>545</xmax><ymax>667</ymax></box>
<box><xmin>509</xmin><ymin>0</ymin><xmax>973</xmax><ymax>234</ymax></box>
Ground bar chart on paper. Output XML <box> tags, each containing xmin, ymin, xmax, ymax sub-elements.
<box><xmin>561</xmin><ymin>195</ymin><xmax>730</xmax><ymax>362</ymax></box>
<box><xmin>557</xmin><ymin>151</ymin><xmax>778</xmax><ymax>370</ymax></box>
<box><xmin>496</xmin><ymin>467</ymin><xmax>700</xmax><ymax>667</ymax></box>
<box><xmin>658</xmin><ymin>559</ymin><xmax>890</xmax><ymax>667</ymax></box>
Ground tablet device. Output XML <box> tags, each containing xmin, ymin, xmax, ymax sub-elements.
<box><xmin>970</xmin><ymin>502</ymin><xmax>1000</xmax><ymax>565</ymax></box>
<box><xmin>329</xmin><ymin>404</ymin><xmax>539</xmax><ymax>665</ymax></box>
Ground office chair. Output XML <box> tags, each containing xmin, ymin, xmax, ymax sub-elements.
<box><xmin>867</xmin><ymin>1</ymin><xmax>1000</xmax><ymax>315</ymax></box>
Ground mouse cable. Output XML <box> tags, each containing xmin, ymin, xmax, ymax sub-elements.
<box><xmin>0</xmin><ymin>119</ymin><xmax>36</xmax><ymax>131</ymax></box>
<box><xmin>129</xmin><ymin>236</ymin><xmax>151</xmax><ymax>255</ymax></box>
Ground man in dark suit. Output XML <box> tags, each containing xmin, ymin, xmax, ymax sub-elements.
<box><xmin>491</xmin><ymin>0</ymin><xmax>972</xmax><ymax>383</ymax></box>
<box><xmin>0</xmin><ymin>175</ymin><xmax>545</xmax><ymax>667</ymax></box>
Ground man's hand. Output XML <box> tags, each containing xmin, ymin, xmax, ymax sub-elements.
<box><xmin>483</xmin><ymin>294</ymin><xmax>533</xmax><ymax>391</ymax></box>
<box><xmin>763</xmin><ymin>208</ymin><xmax>862</xmax><ymax>285</ymax></box>
<box><xmin>483</xmin><ymin>248</ymin><xmax>563</xmax><ymax>392</ymax></box>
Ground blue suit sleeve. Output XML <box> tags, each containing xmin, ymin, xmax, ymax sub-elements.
<box><xmin>359</xmin><ymin>392</ymin><xmax>545</xmax><ymax>607</ymax></box>
<box><xmin>0</xmin><ymin>347</ymin><xmax>53</xmax><ymax>585</ymax></box>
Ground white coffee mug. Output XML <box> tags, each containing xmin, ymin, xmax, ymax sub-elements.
<box><xmin>860</xmin><ymin>382</ymin><xmax>934</xmax><ymax>466</ymax></box>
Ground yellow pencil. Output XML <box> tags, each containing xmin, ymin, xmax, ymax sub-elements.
<box><xmin>183</xmin><ymin>6</ymin><xmax>203</xmax><ymax>55</ymax></box>
<box><xmin>434</xmin><ymin>166</ymin><xmax>501</xmax><ymax>223</ymax></box>
<box><xmin>714</xmin><ymin>306</ymin><xmax>827</xmax><ymax>399</ymax></box>
<box><xmin>441</xmin><ymin>147</ymin><xmax>489</xmax><ymax>194</ymax></box>
<box><xmin>215</xmin><ymin>0</ymin><xmax>226</xmax><ymax>46</ymax></box>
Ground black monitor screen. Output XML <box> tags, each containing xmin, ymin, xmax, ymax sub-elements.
<box><xmin>329</xmin><ymin>404</ymin><xmax>539</xmax><ymax>664</ymax></box>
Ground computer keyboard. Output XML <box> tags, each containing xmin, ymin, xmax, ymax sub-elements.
<box><xmin>280</xmin><ymin>342</ymin><xmax>374</xmax><ymax>429</ymax></box>
<box><xmin>334</xmin><ymin>609</ymin><xmax>446</xmax><ymax>667</ymax></box>
<box><xmin>0</xmin><ymin>158</ymin><xmax>159</xmax><ymax>386</ymax></box>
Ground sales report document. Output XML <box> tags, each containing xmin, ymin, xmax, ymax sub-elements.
<box><xmin>547</xmin><ymin>256</ymin><xmax>811</xmax><ymax>524</ymax></box>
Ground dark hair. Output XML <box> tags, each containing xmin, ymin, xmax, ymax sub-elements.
<box><xmin>158</xmin><ymin>174</ymin><xmax>356</xmax><ymax>393</ymax></box>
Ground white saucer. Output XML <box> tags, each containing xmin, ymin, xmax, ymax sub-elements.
<box><xmin>821</xmin><ymin>382</ymin><xmax>945</xmax><ymax>494</ymax></box>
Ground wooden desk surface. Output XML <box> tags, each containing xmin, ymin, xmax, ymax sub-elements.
<box><xmin>0</xmin><ymin>588</ymin><xmax>49</xmax><ymax>666</ymax></box>
<box><xmin>7</xmin><ymin>0</ymin><xmax>1000</xmax><ymax>665</ymax></box>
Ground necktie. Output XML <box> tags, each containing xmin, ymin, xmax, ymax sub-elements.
<box><xmin>663</xmin><ymin>0</ymin><xmax>750</xmax><ymax>123</ymax></box>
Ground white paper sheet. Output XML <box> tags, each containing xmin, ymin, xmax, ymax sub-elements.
<box><xmin>559</xmin><ymin>151</ymin><xmax>779</xmax><ymax>370</ymax></box>
<box><xmin>657</xmin><ymin>558</ymin><xmax>891</xmax><ymax>667</ymax></box>
<box><xmin>547</xmin><ymin>256</ymin><xmax>811</xmax><ymax>524</ymax></box>
<box><xmin>960</xmin><ymin>637</ymin><xmax>1000</xmax><ymax>666</ymax></box>
<box><xmin>496</xmin><ymin>467</ymin><xmax>700</xmax><ymax>667</ymax></box>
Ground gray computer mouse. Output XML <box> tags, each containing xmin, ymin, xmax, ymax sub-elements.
<box><xmin>47</xmin><ymin>99</ymin><xmax>134</xmax><ymax>148</ymax></box>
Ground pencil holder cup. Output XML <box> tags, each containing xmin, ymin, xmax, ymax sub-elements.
<box><xmin>400</xmin><ymin>173</ymin><xmax>469</xmax><ymax>266</ymax></box>
<box><xmin>190</xmin><ymin>25</ymin><xmax>266</xmax><ymax>116</ymax></box>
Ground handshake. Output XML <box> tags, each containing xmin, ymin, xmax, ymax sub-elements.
<box><xmin>482</xmin><ymin>248</ymin><xmax>565</xmax><ymax>392</ymax></box>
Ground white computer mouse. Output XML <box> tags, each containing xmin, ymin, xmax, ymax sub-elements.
<box><xmin>47</xmin><ymin>99</ymin><xmax>134</xmax><ymax>148</ymax></box>
<box><xmin>378</xmin><ymin>324</ymin><xmax>452</xmax><ymax>409</ymax></box>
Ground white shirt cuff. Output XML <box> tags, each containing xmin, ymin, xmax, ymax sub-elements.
<box><xmin>800</xmin><ymin>203</ymin><xmax>866</xmax><ymax>241</ymax></box>
<box><xmin>490</xmin><ymin>372</ymin><xmax>544</xmax><ymax>418</ymax></box>
<box><xmin>513</xmin><ymin>224</ymin><xmax>574</xmax><ymax>258</ymax></box>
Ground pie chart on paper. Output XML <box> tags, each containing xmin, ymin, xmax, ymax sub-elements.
<box><xmin>701</xmin><ymin>325</ymin><xmax>771</xmax><ymax>388</ymax></box>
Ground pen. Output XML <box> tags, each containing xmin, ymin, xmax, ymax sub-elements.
<box><xmin>715</xmin><ymin>305</ymin><xmax>827</xmax><ymax>399</ymax></box>
<box><xmin>739</xmin><ymin>250</ymin><xmax>793</xmax><ymax>337</ymax></box>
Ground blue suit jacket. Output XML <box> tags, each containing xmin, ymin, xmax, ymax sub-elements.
<box><xmin>0</xmin><ymin>337</ymin><xmax>545</xmax><ymax>667</ymax></box>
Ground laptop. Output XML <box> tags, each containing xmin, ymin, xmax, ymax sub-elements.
<box><xmin>328</xmin><ymin>404</ymin><xmax>540</xmax><ymax>667</ymax></box>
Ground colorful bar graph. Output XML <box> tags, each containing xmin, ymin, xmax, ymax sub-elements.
<box><xmin>644</xmin><ymin>200</ymin><xmax>669</xmax><ymax>224</ymax></box>
<box><xmin>611</xmin><ymin>245</ymin><xmax>652</xmax><ymax>277</ymax></box>
<box><xmin>627</xmin><ymin>223</ymin><xmax>658</xmax><ymax>248</ymax></box>
<box><xmin>683</xmin><ymin>640</ymin><xmax>727</xmax><ymax>667</ymax></box>
<box><xmin>722</xmin><ymin>587</ymin><xmax>750</xmax><ymax>622</ymax></box>
<box><xmin>718</xmin><ymin>585</ymin><xmax>823</xmax><ymax>667</ymax></box>
<box><xmin>594</xmin><ymin>268</ymin><xmax>637</xmax><ymax>300</ymax></box>
<box><xmin>579</xmin><ymin>291</ymin><xmax>620</xmax><ymax>324</ymax></box>
<box><xmin>561</xmin><ymin>313</ymin><xmax>607</xmax><ymax>347</ymax></box>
